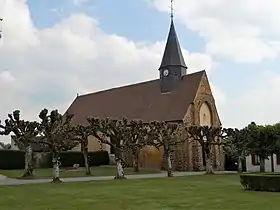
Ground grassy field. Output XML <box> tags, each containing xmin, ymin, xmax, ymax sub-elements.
<box><xmin>0</xmin><ymin>166</ymin><xmax>160</xmax><ymax>179</ymax></box>
<box><xmin>0</xmin><ymin>174</ymin><xmax>279</xmax><ymax>210</ymax></box>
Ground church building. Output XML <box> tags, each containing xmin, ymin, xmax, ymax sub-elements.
<box><xmin>66</xmin><ymin>18</ymin><xmax>224</xmax><ymax>171</ymax></box>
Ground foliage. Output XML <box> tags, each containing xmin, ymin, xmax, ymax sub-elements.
<box><xmin>71</xmin><ymin>124</ymin><xmax>93</xmax><ymax>174</ymax></box>
<box><xmin>223</xmin><ymin>128</ymin><xmax>250</xmax><ymax>160</ymax></box>
<box><xmin>87</xmin><ymin>117</ymin><xmax>127</xmax><ymax>159</ymax></box>
<box><xmin>148</xmin><ymin>121</ymin><xmax>179</xmax><ymax>177</ymax></box>
<box><xmin>240</xmin><ymin>173</ymin><xmax>280</xmax><ymax>192</ymax></box>
<box><xmin>0</xmin><ymin>110</ymin><xmax>40</xmax><ymax>177</ymax></box>
<box><xmin>247</xmin><ymin>122</ymin><xmax>280</xmax><ymax>159</ymax></box>
<box><xmin>37</xmin><ymin>109</ymin><xmax>77</xmax><ymax>155</ymax></box>
<box><xmin>148</xmin><ymin>121</ymin><xmax>180</xmax><ymax>149</ymax></box>
<box><xmin>0</xmin><ymin>142</ymin><xmax>11</xmax><ymax>149</ymax></box>
<box><xmin>72</xmin><ymin>124</ymin><xmax>91</xmax><ymax>149</ymax></box>
<box><xmin>37</xmin><ymin>109</ymin><xmax>78</xmax><ymax>182</ymax></box>
<box><xmin>0</xmin><ymin>110</ymin><xmax>39</xmax><ymax>147</ymax></box>
<box><xmin>185</xmin><ymin>125</ymin><xmax>223</xmax><ymax>173</ymax></box>
<box><xmin>122</xmin><ymin>119</ymin><xmax>149</xmax><ymax>172</ymax></box>
<box><xmin>186</xmin><ymin>126</ymin><xmax>223</xmax><ymax>149</ymax></box>
<box><xmin>87</xmin><ymin>117</ymin><xmax>129</xmax><ymax>179</ymax></box>
<box><xmin>0</xmin><ymin>120</ymin><xmax>5</xmax><ymax>135</ymax></box>
<box><xmin>0</xmin><ymin>150</ymin><xmax>25</xmax><ymax>169</ymax></box>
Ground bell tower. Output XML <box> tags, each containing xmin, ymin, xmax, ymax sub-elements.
<box><xmin>159</xmin><ymin>0</ymin><xmax>187</xmax><ymax>93</ymax></box>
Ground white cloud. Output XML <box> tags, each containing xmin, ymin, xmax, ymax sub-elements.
<box><xmin>73</xmin><ymin>0</ymin><xmax>88</xmax><ymax>6</ymax></box>
<box><xmin>0</xmin><ymin>71</ymin><xmax>15</xmax><ymax>84</ymax></box>
<box><xmin>0</xmin><ymin>0</ymin><xmax>215</xmax><ymax>143</ymax></box>
<box><xmin>147</xmin><ymin>0</ymin><xmax>280</xmax><ymax>129</ymax></box>
<box><xmin>215</xmin><ymin>69</ymin><xmax>280</xmax><ymax>129</ymax></box>
<box><xmin>150</xmin><ymin>0</ymin><xmax>280</xmax><ymax>63</ymax></box>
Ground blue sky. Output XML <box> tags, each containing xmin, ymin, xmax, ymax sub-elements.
<box><xmin>1</xmin><ymin>0</ymin><xmax>280</xmax><ymax>136</ymax></box>
<box><xmin>27</xmin><ymin>0</ymin><xmax>231</xmax><ymax>90</ymax></box>
<box><xmin>22</xmin><ymin>0</ymin><xmax>280</xmax><ymax>124</ymax></box>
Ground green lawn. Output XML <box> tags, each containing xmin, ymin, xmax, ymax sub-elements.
<box><xmin>0</xmin><ymin>166</ymin><xmax>160</xmax><ymax>179</ymax></box>
<box><xmin>0</xmin><ymin>174</ymin><xmax>280</xmax><ymax>210</ymax></box>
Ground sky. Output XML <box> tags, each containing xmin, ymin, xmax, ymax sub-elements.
<box><xmin>1</xmin><ymin>0</ymin><xmax>280</xmax><ymax>143</ymax></box>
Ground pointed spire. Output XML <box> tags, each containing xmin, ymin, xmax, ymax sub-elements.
<box><xmin>159</xmin><ymin>20</ymin><xmax>187</xmax><ymax>70</ymax></box>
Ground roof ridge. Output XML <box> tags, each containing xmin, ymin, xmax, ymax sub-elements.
<box><xmin>78</xmin><ymin>70</ymin><xmax>206</xmax><ymax>98</ymax></box>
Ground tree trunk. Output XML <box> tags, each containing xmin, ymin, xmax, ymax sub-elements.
<box><xmin>82</xmin><ymin>144</ymin><xmax>91</xmax><ymax>175</ymax></box>
<box><xmin>260</xmin><ymin>157</ymin><xmax>265</xmax><ymax>173</ymax></box>
<box><xmin>202</xmin><ymin>145</ymin><xmax>206</xmax><ymax>167</ymax></box>
<box><xmin>133</xmin><ymin>149</ymin><xmax>140</xmax><ymax>172</ymax></box>
<box><xmin>51</xmin><ymin>153</ymin><xmax>62</xmax><ymax>183</ymax></box>
<box><xmin>237</xmin><ymin>156</ymin><xmax>243</xmax><ymax>173</ymax></box>
<box><xmin>83</xmin><ymin>150</ymin><xmax>91</xmax><ymax>175</ymax></box>
<box><xmin>22</xmin><ymin>145</ymin><xmax>33</xmax><ymax>177</ymax></box>
<box><xmin>205</xmin><ymin>152</ymin><xmax>214</xmax><ymax>174</ymax></box>
<box><xmin>114</xmin><ymin>158</ymin><xmax>126</xmax><ymax>179</ymax></box>
<box><xmin>165</xmin><ymin>151</ymin><xmax>173</xmax><ymax>177</ymax></box>
<box><xmin>271</xmin><ymin>154</ymin><xmax>274</xmax><ymax>173</ymax></box>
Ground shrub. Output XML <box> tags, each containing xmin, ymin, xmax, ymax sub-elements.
<box><xmin>88</xmin><ymin>151</ymin><xmax>110</xmax><ymax>166</ymax></box>
<box><xmin>0</xmin><ymin>150</ymin><xmax>25</xmax><ymax>169</ymax></box>
<box><xmin>240</xmin><ymin>173</ymin><xmax>280</xmax><ymax>192</ymax></box>
<box><xmin>39</xmin><ymin>151</ymin><xmax>110</xmax><ymax>168</ymax></box>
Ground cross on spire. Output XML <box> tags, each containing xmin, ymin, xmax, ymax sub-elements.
<box><xmin>170</xmin><ymin>0</ymin><xmax>174</xmax><ymax>20</ymax></box>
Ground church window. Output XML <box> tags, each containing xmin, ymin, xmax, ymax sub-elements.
<box><xmin>203</xmin><ymin>113</ymin><xmax>207</xmax><ymax>122</ymax></box>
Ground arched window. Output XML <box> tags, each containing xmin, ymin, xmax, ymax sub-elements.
<box><xmin>199</xmin><ymin>102</ymin><xmax>212</xmax><ymax>126</ymax></box>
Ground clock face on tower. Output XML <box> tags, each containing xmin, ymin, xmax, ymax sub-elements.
<box><xmin>163</xmin><ymin>69</ymin><xmax>169</xmax><ymax>76</ymax></box>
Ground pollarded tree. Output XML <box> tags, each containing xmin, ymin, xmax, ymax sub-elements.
<box><xmin>122</xmin><ymin>119</ymin><xmax>149</xmax><ymax>172</ymax></box>
<box><xmin>0</xmin><ymin>110</ymin><xmax>39</xmax><ymax>177</ymax></box>
<box><xmin>0</xmin><ymin>120</ymin><xmax>5</xmax><ymax>135</ymax></box>
<box><xmin>87</xmin><ymin>117</ymin><xmax>128</xmax><ymax>179</ymax></box>
<box><xmin>223</xmin><ymin>128</ymin><xmax>250</xmax><ymax>173</ymax></box>
<box><xmin>72</xmin><ymin>124</ymin><xmax>92</xmax><ymax>175</ymax></box>
<box><xmin>37</xmin><ymin>109</ymin><xmax>78</xmax><ymax>183</ymax></box>
<box><xmin>185</xmin><ymin>125</ymin><xmax>222</xmax><ymax>174</ymax></box>
<box><xmin>0</xmin><ymin>142</ymin><xmax>11</xmax><ymax>149</ymax></box>
<box><xmin>247</xmin><ymin>122</ymin><xmax>280</xmax><ymax>172</ymax></box>
<box><xmin>148</xmin><ymin>121</ymin><xmax>179</xmax><ymax>177</ymax></box>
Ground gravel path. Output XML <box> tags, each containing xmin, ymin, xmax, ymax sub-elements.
<box><xmin>0</xmin><ymin>171</ymin><xmax>236</xmax><ymax>186</ymax></box>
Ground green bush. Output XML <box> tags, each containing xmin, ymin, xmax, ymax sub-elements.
<box><xmin>39</xmin><ymin>151</ymin><xmax>110</xmax><ymax>168</ymax></box>
<box><xmin>0</xmin><ymin>150</ymin><xmax>110</xmax><ymax>169</ymax></box>
<box><xmin>240</xmin><ymin>173</ymin><xmax>280</xmax><ymax>192</ymax></box>
<box><xmin>0</xmin><ymin>150</ymin><xmax>25</xmax><ymax>169</ymax></box>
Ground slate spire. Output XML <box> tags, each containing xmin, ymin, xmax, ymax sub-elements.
<box><xmin>159</xmin><ymin>20</ymin><xmax>187</xmax><ymax>70</ymax></box>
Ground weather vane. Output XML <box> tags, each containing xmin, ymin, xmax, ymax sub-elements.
<box><xmin>0</xmin><ymin>18</ymin><xmax>2</xmax><ymax>39</ymax></box>
<box><xmin>170</xmin><ymin>0</ymin><xmax>174</xmax><ymax>20</ymax></box>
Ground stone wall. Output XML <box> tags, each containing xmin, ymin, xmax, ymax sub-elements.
<box><xmin>80</xmin><ymin>74</ymin><xmax>225</xmax><ymax>172</ymax></box>
<box><xmin>169</xmin><ymin>74</ymin><xmax>225</xmax><ymax>172</ymax></box>
<box><xmin>191</xmin><ymin>74</ymin><xmax>224</xmax><ymax>171</ymax></box>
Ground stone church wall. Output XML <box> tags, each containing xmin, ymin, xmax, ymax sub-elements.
<box><xmin>170</xmin><ymin>74</ymin><xmax>225</xmax><ymax>171</ymax></box>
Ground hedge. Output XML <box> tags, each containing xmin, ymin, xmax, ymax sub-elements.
<box><xmin>0</xmin><ymin>150</ymin><xmax>109</xmax><ymax>170</ymax></box>
<box><xmin>0</xmin><ymin>150</ymin><xmax>25</xmax><ymax>169</ymax></box>
<box><xmin>240</xmin><ymin>173</ymin><xmax>280</xmax><ymax>192</ymax></box>
<box><xmin>58</xmin><ymin>151</ymin><xmax>110</xmax><ymax>167</ymax></box>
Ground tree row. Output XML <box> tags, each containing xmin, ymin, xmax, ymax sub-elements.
<box><xmin>1</xmin><ymin>109</ymin><xmax>280</xmax><ymax>183</ymax></box>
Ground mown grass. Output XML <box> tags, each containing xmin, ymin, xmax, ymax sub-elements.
<box><xmin>0</xmin><ymin>174</ymin><xmax>279</xmax><ymax>210</ymax></box>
